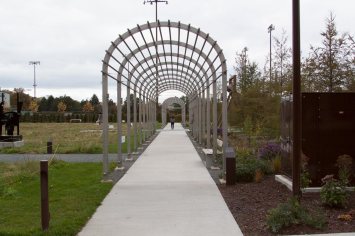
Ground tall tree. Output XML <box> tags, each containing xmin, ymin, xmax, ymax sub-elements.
<box><xmin>90</xmin><ymin>94</ymin><xmax>100</xmax><ymax>112</ymax></box>
<box><xmin>10</xmin><ymin>88</ymin><xmax>32</xmax><ymax>110</ymax></box>
<box><xmin>90</xmin><ymin>94</ymin><xmax>100</xmax><ymax>106</ymax></box>
<box><xmin>82</xmin><ymin>101</ymin><xmax>94</xmax><ymax>112</ymax></box>
<box><xmin>234</xmin><ymin>47</ymin><xmax>261</xmax><ymax>94</ymax></box>
<box><xmin>29</xmin><ymin>100</ymin><xmax>39</xmax><ymax>112</ymax></box>
<box><xmin>57</xmin><ymin>101</ymin><xmax>67</xmax><ymax>112</ymax></box>
<box><xmin>303</xmin><ymin>13</ymin><xmax>355</xmax><ymax>92</ymax></box>
<box><xmin>273</xmin><ymin>30</ymin><xmax>292</xmax><ymax>94</ymax></box>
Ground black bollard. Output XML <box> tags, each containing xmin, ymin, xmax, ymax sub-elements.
<box><xmin>225</xmin><ymin>147</ymin><xmax>236</xmax><ymax>185</ymax></box>
<box><xmin>47</xmin><ymin>140</ymin><xmax>52</xmax><ymax>154</ymax></box>
<box><xmin>40</xmin><ymin>160</ymin><xmax>50</xmax><ymax>230</ymax></box>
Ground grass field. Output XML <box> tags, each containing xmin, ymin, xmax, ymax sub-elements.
<box><xmin>0</xmin><ymin>160</ymin><xmax>113</xmax><ymax>236</ymax></box>
<box><xmin>0</xmin><ymin>123</ymin><xmax>154</xmax><ymax>154</ymax></box>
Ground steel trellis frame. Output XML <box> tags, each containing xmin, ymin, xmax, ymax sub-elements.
<box><xmin>101</xmin><ymin>20</ymin><xmax>228</xmax><ymax>176</ymax></box>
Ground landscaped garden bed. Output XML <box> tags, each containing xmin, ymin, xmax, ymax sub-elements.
<box><xmin>219</xmin><ymin>176</ymin><xmax>355</xmax><ymax>235</ymax></box>
<box><xmin>218</xmin><ymin>133</ymin><xmax>355</xmax><ymax>235</ymax></box>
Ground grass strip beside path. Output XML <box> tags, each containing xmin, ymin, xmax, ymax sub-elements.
<box><xmin>0</xmin><ymin>161</ymin><xmax>113</xmax><ymax>236</ymax></box>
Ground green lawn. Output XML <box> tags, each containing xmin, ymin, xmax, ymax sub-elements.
<box><xmin>0</xmin><ymin>161</ymin><xmax>113</xmax><ymax>236</ymax></box>
<box><xmin>0</xmin><ymin>123</ymin><xmax>149</xmax><ymax>154</ymax></box>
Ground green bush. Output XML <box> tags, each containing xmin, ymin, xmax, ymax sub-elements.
<box><xmin>266</xmin><ymin>198</ymin><xmax>326</xmax><ymax>233</ymax></box>
<box><xmin>320</xmin><ymin>177</ymin><xmax>348</xmax><ymax>208</ymax></box>
<box><xmin>235</xmin><ymin>155</ymin><xmax>272</xmax><ymax>182</ymax></box>
<box><xmin>300</xmin><ymin>170</ymin><xmax>312</xmax><ymax>188</ymax></box>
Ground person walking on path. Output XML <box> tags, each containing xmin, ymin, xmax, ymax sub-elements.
<box><xmin>170</xmin><ymin>116</ymin><xmax>175</xmax><ymax>129</ymax></box>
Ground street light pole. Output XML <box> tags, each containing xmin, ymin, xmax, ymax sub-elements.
<box><xmin>144</xmin><ymin>0</ymin><xmax>168</xmax><ymax>125</ymax></box>
<box><xmin>268</xmin><ymin>24</ymin><xmax>275</xmax><ymax>84</ymax></box>
<box><xmin>29</xmin><ymin>61</ymin><xmax>40</xmax><ymax>99</ymax></box>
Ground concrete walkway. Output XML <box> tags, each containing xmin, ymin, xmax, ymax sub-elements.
<box><xmin>79</xmin><ymin>123</ymin><xmax>243</xmax><ymax>236</ymax></box>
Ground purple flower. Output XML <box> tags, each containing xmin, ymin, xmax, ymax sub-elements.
<box><xmin>258</xmin><ymin>142</ymin><xmax>281</xmax><ymax>160</ymax></box>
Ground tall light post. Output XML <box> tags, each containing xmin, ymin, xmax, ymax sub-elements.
<box><xmin>144</xmin><ymin>0</ymin><xmax>168</xmax><ymax>124</ymax></box>
<box><xmin>268</xmin><ymin>24</ymin><xmax>275</xmax><ymax>84</ymax></box>
<box><xmin>29</xmin><ymin>61</ymin><xmax>40</xmax><ymax>99</ymax></box>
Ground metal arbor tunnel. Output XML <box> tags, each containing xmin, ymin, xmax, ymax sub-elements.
<box><xmin>161</xmin><ymin>97</ymin><xmax>186</xmax><ymax>127</ymax></box>
<box><xmin>101</xmin><ymin>20</ymin><xmax>229</xmax><ymax>174</ymax></box>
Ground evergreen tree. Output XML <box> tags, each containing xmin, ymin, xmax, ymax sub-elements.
<box><xmin>90</xmin><ymin>94</ymin><xmax>100</xmax><ymax>112</ymax></box>
<box><xmin>303</xmin><ymin>13</ymin><xmax>355</xmax><ymax>92</ymax></box>
<box><xmin>234</xmin><ymin>47</ymin><xmax>261</xmax><ymax>94</ymax></box>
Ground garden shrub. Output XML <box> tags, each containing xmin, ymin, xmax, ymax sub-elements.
<box><xmin>320</xmin><ymin>155</ymin><xmax>352</xmax><ymax>208</ymax></box>
<box><xmin>301</xmin><ymin>170</ymin><xmax>312</xmax><ymax>188</ymax></box>
<box><xmin>300</xmin><ymin>153</ymin><xmax>312</xmax><ymax>188</ymax></box>
<box><xmin>236</xmin><ymin>155</ymin><xmax>271</xmax><ymax>182</ymax></box>
<box><xmin>320</xmin><ymin>175</ymin><xmax>348</xmax><ymax>208</ymax></box>
<box><xmin>336</xmin><ymin>154</ymin><xmax>352</xmax><ymax>185</ymax></box>
<box><xmin>258</xmin><ymin>142</ymin><xmax>281</xmax><ymax>160</ymax></box>
<box><xmin>236</xmin><ymin>148</ymin><xmax>253</xmax><ymax>159</ymax></box>
<box><xmin>266</xmin><ymin>197</ymin><xmax>326</xmax><ymax>233</ymax></box>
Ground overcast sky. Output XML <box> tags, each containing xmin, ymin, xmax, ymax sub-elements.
<box><xmin>0</xmin><ymin>0</ymin><xmax>354</xmax><ymax>102</ymax></box>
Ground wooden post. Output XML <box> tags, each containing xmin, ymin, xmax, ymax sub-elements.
<box><xmin>40</xmin><ymin>160</ymin><xmax>50</xmax><ymax>230</ymax></box>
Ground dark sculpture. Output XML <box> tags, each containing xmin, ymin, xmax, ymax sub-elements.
<box><xmin>0</xmin><ymin>93</ymin><xmax>23</xmax><ymax>141</ymax></box>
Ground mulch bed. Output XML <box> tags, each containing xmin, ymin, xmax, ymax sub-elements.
<box><xmin>218</xmin><ymin>176</ymin><xmax>355</xmax><ymax>235</ymax></box>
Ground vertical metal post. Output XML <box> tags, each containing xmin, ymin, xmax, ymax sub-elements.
<box><xmin>206</xmin><ymin>82</ymin><xmax>211</xmax><ymax>148</ymax></box>
<box><xmin>139</xmin><ymin>93</ymin><xmax>142</xmax><ymax>145</ymax></box>
<box><xmin>198</xmin><ymin>95</ymin><xmax>202</xmax><ymax>144</ymax></box>
<box><xmin>292</xmin><ymin>0</ymin><xmax>301</xmax><ymax>197</ymax></box>
<box><xmin>133</xmin><ymin>90</ymin><xmax>137</xmax><ymax>152</ymax></box>
<box><xmin>268</xmin><ymin>24</ymin><xmax>275</xmax><ymax>83</ymax></box>
<box><xmin>117</xmin><ymin>80</ymin><xmax>122</xmax><ymax>164</ymax></box>
<box><xmin>202</xmin><ymin>91</ymin><xmax>206</xmax><ymax>146</ymax></box>
<box><xmin>102</xmin><ymin>74</ymin><xmax>109</xmax><ymax>174</ymax></box>
<box><xmin>40</xmin><ymin>160</ymin><xmax>49</xmax><ymax>231</ymax></box>
<box><xmin>33</xmin><ymin>64</ymin><xmax>37</xmax><ymax>98</ymax></box>
<box><xmin>127</xmin><ymin>82</ymin><xmax>131</xmax><ymax>157</ymax></box>
<box><xmin>161</xmin><ymin>104</ymin><xmax>164</xmax><ymax>127</ymax></box>
<box><xmin>222</xmin><ymin>69</ymin><xmax>228</xmax><ymax>173</ymax></box>
<box><xmin>29</xmin><ymin>61</ymin><xmax>40</xmax><ymax>99</ymax></box>
<box><xmin>142</xmin><ymin>97</ymin><xmax>146</xmax><ymax>142</ymax></box>
<box><xmin>212</xmin><ymin>80</ymin><xmax>218</xmax><ymax>157</ymax></box>
<box><xmin>155</xmin><ymin>2</ymin><xmax>159</xmax><ymax>118</ymax></box>
<box><xmin>189</xmin><ymin>99</ymin><xmax>192</xmax><ymax>130</ymax></box>
<box><xmin>182</xmin><ymin>103</ymin><xmax>186</xmax><ymax>128</ymax></box>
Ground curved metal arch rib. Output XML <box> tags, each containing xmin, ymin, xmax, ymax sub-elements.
<box><xmin>111</xmin><ymin>40</ymin><xmax>218</xmax><ymax>100</ymax></box>
<box><xmin>132</xmin><ymin>51</ymin><xmax>214</xmax><ymax>97</ymax></box>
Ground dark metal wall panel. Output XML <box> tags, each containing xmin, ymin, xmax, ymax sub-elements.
<box><xmin>281</xmin><ymin>92</ymin><xmax>355</xmax><ymax>187</ymax></box>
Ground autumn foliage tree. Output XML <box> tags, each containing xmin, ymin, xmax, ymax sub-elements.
<box><xmin>29</xmin><ymin>100</ymin><xmax>39</xmax><ymax>112</ymax></box>
<box><xmin>57</xmin><ymin>101</ymin><xmax>67</xmax><ymax>112</ymax></box>
<box><xmin>82</xmin><ymin>101</ymin><xmax>94</xmax><ymax>112</ymax></box>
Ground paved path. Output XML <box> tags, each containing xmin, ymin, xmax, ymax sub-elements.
<box><xmin>79</xmin><ymin>123</ymin><xmax>243</xmax><ymax>236</ymax></box>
